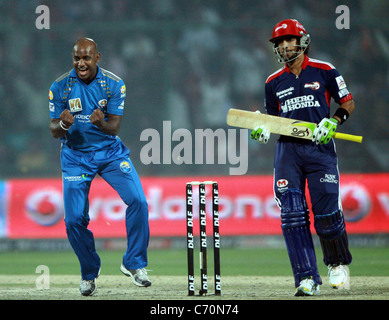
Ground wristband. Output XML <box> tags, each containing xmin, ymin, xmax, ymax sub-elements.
<box><xmin>59</xmin><ymin>120</ymin><xmax>71</xmax><ymax>131</ymax></box>
<box><xmin>333</xmin><ymin>108</ymin><xmax>349</xmax><ymax>125</ymax></box>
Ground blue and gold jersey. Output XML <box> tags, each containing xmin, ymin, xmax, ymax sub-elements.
<box><xmin>49</xmin><ymin>65</ymin><xmax>126</xmax><ymax>151</ymax></box>
<box><xmin>265</xmin><ymin>55</ymin><xmax>353</xmax><ymax>124</ymax></box>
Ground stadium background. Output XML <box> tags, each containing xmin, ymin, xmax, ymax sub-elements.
<box><xmin>0</xmin><ymin>0</ymin><xmax>388</xmax><ymax>300</ymax></box>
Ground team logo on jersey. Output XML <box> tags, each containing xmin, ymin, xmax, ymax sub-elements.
<box><xmin>98</xmin><ymin>99</ymin><xmax>107</xmax><ymax>110</ymax></box>
<box><xmin>69</xmin><ymin>98</ymin><xmax>83</xmax><ymax>112</ymax></box>
<box><xmin>48</xmin><ymin>90</ymin><xmax>53</xmax><ymax>100</ymax></box>
<box><xmin>304</xmin><ymin>82</ymin><xmax>320</xmax><ymax>90</ymax></box>
<box><xmin>120</xmin><ymin>160</ymin><xmax>132</xmax><ymax>173</ymax></box>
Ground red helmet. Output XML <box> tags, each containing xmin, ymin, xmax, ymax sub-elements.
<box><xmin>270</xmin><ymin>19</ymin><xmax>307</xmax><ymax>43</ymax></box>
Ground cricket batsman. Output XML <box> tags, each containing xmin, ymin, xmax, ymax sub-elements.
<box><xmin>49</xmin><ymin>38</ymin><xmax>151</xmax><ymax>296</ymax></box>
<box><xmin>251</xmin><ymin>19</ymin><xmax>355</xmax><ymax>296</ymax></box>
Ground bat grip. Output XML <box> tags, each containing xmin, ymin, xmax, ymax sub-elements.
<box><xmin>333</xmin><ymin>132</ymin><xmax>363</xmax><ymax>143</ymax></box>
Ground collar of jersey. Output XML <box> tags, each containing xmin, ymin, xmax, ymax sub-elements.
<box><xmin>70</xmin><ymin>64</ymin><xmax>102</xmax><ymax>82</ymax></box>
<box><xmin>284</xmin><ymin>55</ymin><xmax>309</xmax><ymax>73</ymax></box>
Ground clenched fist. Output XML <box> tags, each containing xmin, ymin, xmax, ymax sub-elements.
<box><xmin>89</xmin><ymin>109</ymin><xmax>105</xmax><ymax>128</ymax></box>
<box><xmin>60</xmin><ymin>109</ymin><xmax>75</xmax><ymax>127</ymax></box>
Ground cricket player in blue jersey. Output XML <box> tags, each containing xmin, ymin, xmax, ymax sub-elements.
<box><xmin>49</xmin><ymin>38</ymin><xmax>151</xmax><ymax>296</ymax></box>
<box><xmin>251</xmin><ymin>20</ymin><xmax>355</xmax><ymax>296</ymax></box>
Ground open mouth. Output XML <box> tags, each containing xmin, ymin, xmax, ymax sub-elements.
<box><xmin>78</xmin><ymin>67</ymin><xmax>89</xmax><ymax>77</ymax></box>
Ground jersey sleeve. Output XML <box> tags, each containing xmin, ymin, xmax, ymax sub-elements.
<box><xmin>264</xmin><ymin>81</ymin><xmax>280</xmax><ymax>116</ymax></box>
<box><xmin>107</xmin><ymin>80</ymin><xmax>126</xmax><ymax>116</ymax></box>
<box><xmin>326</xmin><ymin>68</ymin><xmax>353</xmax><ymax>105</ymax></box>
<box><xmin>49</xmin><ymin>81</ymin><xmax>66</xmax><ymax>119</ymax></box>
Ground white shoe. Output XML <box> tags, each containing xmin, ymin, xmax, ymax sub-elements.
<box><xmin>79</xmin><ymin>268</ymin><xmax>100</xmax><ymax>296</ymax></box>
<box><xmin>80</xmin><ymin>279</ymin><xmax>97</xmax><ymax>296</ymax></box>
<box><xmin>328</xmin><ymin>264</ymin><xmax>348</xmax><ymax>289</ymax></box>
<box><xmin>294</xmin><ymin>277</ymin><xmax>320</xmax><ymax>296</ymax></box>
<box><xmin>120</xmin><ymin>264</ymin><xmax>151</xmax><ymax>287</ymax></box>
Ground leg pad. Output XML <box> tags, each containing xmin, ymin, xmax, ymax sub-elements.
<box><xmin>314</xmin><ymin>210</ymin><xmax>352</xmax><ymax>266</ymax></box>
<box><xmin>280</xmin><ymin>189</ymin><xmax>322</xmax><ymax>287</ymax></box>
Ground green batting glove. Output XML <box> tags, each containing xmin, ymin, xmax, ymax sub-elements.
<box><xmin>250</xmin><ymin>125</ymin><xmax>270</xmax><ymax>144</ymax></box>
<box><xmin>312</xmin><ymin>117</ymin><xmax>338</xmax><ymax>145</ymax></box>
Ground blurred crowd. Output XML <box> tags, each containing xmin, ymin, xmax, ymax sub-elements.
<box><xmin>0</xmin><ymin>0</ymin><xmax>388</xmax><ymax>178</ymax></box>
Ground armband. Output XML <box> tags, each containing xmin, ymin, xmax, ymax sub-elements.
<box><xmin>333</xmin><ymin>108</ymin><xmax>349</xmax><ymax>125</ymax></box>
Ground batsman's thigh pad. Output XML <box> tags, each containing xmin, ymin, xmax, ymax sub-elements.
<box><xmin>314</xmin><ymin>210</ymin><xmax>352</xmax><ymax>266</ymax></box>
<box><xmin>280</xmin><ymin>189</ymin><xmax>321</xmax><ymax>286</ymax></box>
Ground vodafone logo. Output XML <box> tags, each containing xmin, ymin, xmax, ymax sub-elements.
<box><xmin>25</xmin><ymin>189</ymin><xmax>64</xmax><ymax>226</ymax></box>
<box><xmin>341</xmin><ymin>184</ymin><xmax>371</xmax><ymax>222</ymax></box>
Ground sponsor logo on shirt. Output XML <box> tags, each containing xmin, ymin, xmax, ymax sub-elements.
<box><xmin>63</xmin><ymin>174</ymin><xmax>88</xmax><ymax>182</ymax></box>
<box><xmin>276</xmin><ymin>179</ymin><xmax>289</xmax><ymax>192</ymax></box>
<box><xmin>281</xmin><ymin>94</ymin><xmax>320</xmax><ymax>112</ymax></box>
<box><xmin>120</xmin><ymin>85</ymin><xmax>126</xmax><ymax>98</ymax></box>
<box><xmin>304</xmin><ymin>82</ymin><xmax>321</xmax><ymax>90</ymax></box>
<box><xmin>320</xmin><ymin>174</ymin><xmax>338</xmax><ymax>184</ymax></box>
<box><xmin>335</xmin><ymin>76</ymin><xmax>346</xmax><ymax>89</ymax></box>
<box><xmin>276</xmin><ymin>86</ymin><xmax>294</xmax><ymax>99</ymax></box>
<box><xmin>338</xmin><ymin>88</ymin><xmax>349</xmax><ymax>98</ymax></box>
<box><xmin>69</xmin><ymin>98</ymin><xmax>83</xmax><ymax>112</ymax></box>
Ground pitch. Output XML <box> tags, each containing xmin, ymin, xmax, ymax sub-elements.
<box><xmin>0</xmin><ymin>247</ymin><xmax>388</xmax><ymax>300</ymax></box>
<box><xmin>0</xmin><ymin>275</ymin><xmax>389</xmax><ymax>300</ymax></box>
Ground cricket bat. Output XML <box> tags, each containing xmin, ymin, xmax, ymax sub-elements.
<box><xmin>226</xmin><ymin>108</ymin><xmax>363</xmax><ymax>143</ymax></box>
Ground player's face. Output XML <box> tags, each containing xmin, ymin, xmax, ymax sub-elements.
<box><xmin>276</xmin><ymin>37</ymin><xmax>300</xmax><ymax>61</ymax></box>
<box><xmin>72</xmin><ymin>43</ymin><xmax>100</xmax><ymax>84</ymax></box>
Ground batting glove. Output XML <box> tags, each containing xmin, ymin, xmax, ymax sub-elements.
<box><xmin>312</xmin><ymin>117</ymin><xmax>338</xmax><ymax>145</ymax></box>
<box><xmin>251</xmin><ymin>125</ymin><xmax>270</xmax><ymax>144</ymax></box>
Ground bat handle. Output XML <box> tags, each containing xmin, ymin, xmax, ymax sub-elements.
<box><xmin>333</xmin><ymin>132</ymin><xmax>363</xmax><ymax>143</ymax></box>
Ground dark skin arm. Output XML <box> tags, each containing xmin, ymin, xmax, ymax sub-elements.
<box><xmin>89</xmin><ymin>109</ymin><xmax>122</xmax><ymax>135</ymax></box>
<box><xmin>49</xmin><ymin>109</ymin><xmax>74</xmax><ymax>139</ymax></box>
<box><xmin>49</xmin><ymin>109</ymin><xmax>122</xmax><ymax>138</ymax></box>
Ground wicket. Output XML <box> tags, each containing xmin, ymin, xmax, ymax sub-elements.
<box><xmin>186</xmin><ymin>181</ymin><xmax>221</xmax><ymax>296</ymax></box>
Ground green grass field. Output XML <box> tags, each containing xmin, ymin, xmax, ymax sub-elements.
<box><xmin>1</xmin><ymin>246</ymin><xmax>388</xmax><ymax>277</ymax></box>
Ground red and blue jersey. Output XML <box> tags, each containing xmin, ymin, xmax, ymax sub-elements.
<box><xmin>265</xmin><ymin>55</ymin><xmax>353</xmax><ymax>124</ymax></box>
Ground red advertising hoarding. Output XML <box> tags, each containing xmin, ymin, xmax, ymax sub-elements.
<box><xmin>5</xmin><ymin>174</ymin><xmax>389</xmax><ymax>238</ymax></box>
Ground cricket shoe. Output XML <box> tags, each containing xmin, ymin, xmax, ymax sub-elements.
<box><xmin>328</xmin><ymin>264</ymin><xmax>348</xmax><ymax>289</ymax></box>
<box><xmin>294</xmin><ymin>277</ymin><xmax>320</xmax><ymax>296</ymax></box>
<box><xmin>79</xmin><ymin>268</ymin><xmax>100</xmax><ymax>296</ymax></box>
<box><xmin>120</xmin><ymin>264</ymin><xmax>152</xmax><ymax>287</ymax></box>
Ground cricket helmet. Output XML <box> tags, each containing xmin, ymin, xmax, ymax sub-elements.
<box><xmin>270</xmin><ymin>19</ymin><xmax>311</xmax><ymax>63</ymax></box>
